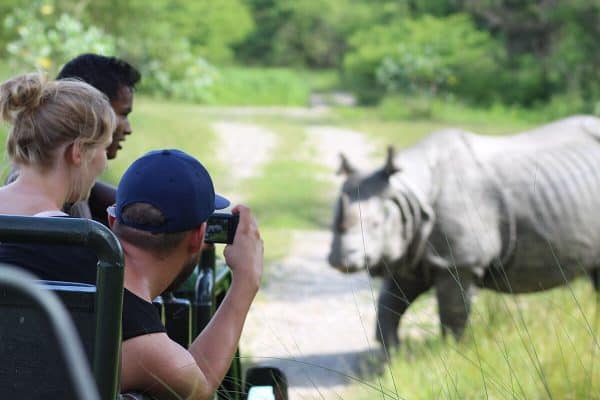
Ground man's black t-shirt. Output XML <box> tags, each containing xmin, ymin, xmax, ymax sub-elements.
<box><xmin>0</xmin><ymin>237</ymin><xmax>165</xmax><ymax>340</ymax></box>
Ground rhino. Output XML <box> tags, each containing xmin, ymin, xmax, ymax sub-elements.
<box><xmin>327</xmin><ymin>115</ymin><xmax>600</xmax><ymax>349</ymax></box>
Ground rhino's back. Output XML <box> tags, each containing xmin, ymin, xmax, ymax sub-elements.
<box><xmin>468</xmin><ymin>117</ymin><xmax>600</xmax><ymax>289</ymax></box>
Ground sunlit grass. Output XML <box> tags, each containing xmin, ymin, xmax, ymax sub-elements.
<box><xmin>350</xmin><ymin>280</ymin><xmax>599</xmax><ymax>400</ymax></box>
<box><xmin>206</xmin><ymin>67</ymin><xmax>311</xmax><ymax>106</ymax></box>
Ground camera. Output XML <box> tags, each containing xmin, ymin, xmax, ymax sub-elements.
<box><xmin>204</xmin><ymin>213</ymin><xmax>239</xmax><ymax>244</ymax></box>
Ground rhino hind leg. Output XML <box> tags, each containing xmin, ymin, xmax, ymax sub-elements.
<box><xmin>376</xmin><ymin>272</ymin><xmax>431</xmax><ymax>351</ymax></box>
<box><xmin>434</xmin><ymin>268</ymin><xmax>475</xmax><ymax>339</ymax></box>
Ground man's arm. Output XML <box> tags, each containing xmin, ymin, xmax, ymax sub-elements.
<box><xmin>189</xmin><ymin>204</ymin><xmax>262</xmax><ymax>388</ymax></box>
<box><xmin>120</xmin><ymin>333</ymin><xmax>213</xmax><ymax>399</ymax></box>
<box><xmin>120</xmin><ymin>205</ymin><xmax>263</xmax><ymax>399</ymax></box>
<box><xmin>88</xmin><ymin>181</ymin><xmax>117</xmax><ymax>226</ymax></box>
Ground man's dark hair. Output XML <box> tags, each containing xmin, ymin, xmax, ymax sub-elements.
<box><xmin>112</xmin><ymin>203</ymin><xmax>188</xmax><ymax>258</ymax></box>
<box><xmin>57</xmin><ymin>53</ymin><xmax>141</xmax><ymax>101</ymax></box>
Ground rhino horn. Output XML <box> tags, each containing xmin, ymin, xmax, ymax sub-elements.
<box><xmin>383</xmin><ymin>145</ymin><xmax>401</xmax><ymax>176</ymax></box>
<box><xmin>337</xmin><ymin>153</ymin><xmax>357</xmax><ymax>176</ymax></box>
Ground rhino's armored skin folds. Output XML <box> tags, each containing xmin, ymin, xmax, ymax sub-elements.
<box><xmin>328</xmin><ymin>115</ymin><xmax>600</xmax><ymax>349</ymax></box>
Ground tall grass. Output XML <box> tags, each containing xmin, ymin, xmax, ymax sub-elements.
<box><xmin>350</xmin><ymin>280</ymin><xmax>599</xmax><ymax>399</ymax></box>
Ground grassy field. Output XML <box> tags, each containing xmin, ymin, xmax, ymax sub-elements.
<box><xmin>351</xmin><ymin>281</ymin><xmax>599</xmax><ymax>400</ymax></box>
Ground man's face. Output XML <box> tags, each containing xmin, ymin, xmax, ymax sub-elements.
<box><xmin>106</xmin><ymin>86</ymin><xmax>134</xmax><ymax>160</ymax></box>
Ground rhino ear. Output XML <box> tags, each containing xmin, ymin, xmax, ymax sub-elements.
<box><xmin>337</xmin><ymin>153</ymin><xmax>357</xmax><ymax>176</ymax></box>
<box><xmin>383</xmin><ymin>145</ymin><xmax>400</xmax><ymax>177</ymax></box>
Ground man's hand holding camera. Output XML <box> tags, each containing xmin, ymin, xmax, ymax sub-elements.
<box><xmin>223</xmin><ymin>205</ymin><xmax>263</xmax><ymax>294</ymax></box>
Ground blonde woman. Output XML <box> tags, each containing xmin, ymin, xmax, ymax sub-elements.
<box><xmin>0</xmin><ymin>73</ymin><xmax>115</xmax><ymax>282</ymax></box>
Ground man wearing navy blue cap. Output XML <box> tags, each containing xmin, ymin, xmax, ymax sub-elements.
<box><xmin>107</xmin><ymin>149</ymin><xmax>263</xmax><ymax>399</ymax></box>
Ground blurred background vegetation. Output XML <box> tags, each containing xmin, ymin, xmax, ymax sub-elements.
<box><xmin>0</xmin><ymin>0</ymin><xmax>597</xmax><ymax>116</ymax></box>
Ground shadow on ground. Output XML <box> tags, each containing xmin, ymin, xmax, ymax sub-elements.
<box><xmin>248</xmin><ymin>348</ymin><xmax>387</xmax><ymax>389</ymax></box>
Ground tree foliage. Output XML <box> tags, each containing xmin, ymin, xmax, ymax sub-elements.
<box><xmin>3</xmin><ymin>0</ymin><xmax>115</xmax><ymax>76</ymax></box>
<box><xmin>1</xmin><ymin>0</ymin><xmax>255</xmax><ymax>101</ymax></box>
<box><xmin>344</xmin><ymin>14</ymin><xmax>503</xmax><ymax>104</ymax></box>
<box><xmin>236</xmin><ymin>0</ymin><xmax>408</xmax><ymax>67</ymax></box>
<box><xmin>0</xmin><ymin>0</ymin><xmax>597</xmax><ymax>109</ymax></box>
<box><xmin>462</xmin><ymin>0</ymin><xmax>600</xmax><ymax>104</ymax></box>
<box><xmin>342</xmin><ymin>0</ymin><xmax>598</xmax><ymax>107</ymax></box>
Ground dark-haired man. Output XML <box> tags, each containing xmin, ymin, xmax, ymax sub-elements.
<box><xmin>108</xmin><ymin>149</ymin><xmax>263</xmax><ymax>399</ymax></box>
<box><xmin>57</xmin><ymin>53</ymin><xmax>141</xmax><ymax>223</ymax></box>
<box><xmin>58</xmin><ymin>53</ymin><xmax>140</xmax><ymax>161</ymax></box>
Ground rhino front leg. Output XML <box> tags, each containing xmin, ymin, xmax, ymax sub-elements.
<box><xmin>434</xmin><ymin>268</ymin><xmax>475</xmax><ymax>339</ymax></box>
<box><xmin>376</xmin><ymin>272</ymin><xmax>431</xmax><ymax>350</ymax></box>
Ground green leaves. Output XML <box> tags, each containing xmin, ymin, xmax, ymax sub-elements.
<box><xmin>344</xmin><ymin>14</ymin><xmax>503</xmax><ymax>103</ymax></box>
<box><xmin>4</xmin><ymin>1</ymin><xmax>115</xmax><ymax>76</ymax></box>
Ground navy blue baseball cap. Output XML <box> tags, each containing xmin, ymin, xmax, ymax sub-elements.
<box><xmin>112</xmin><ymin>149</ymin><xmax>229</xmax><ymax>233</ymax></box>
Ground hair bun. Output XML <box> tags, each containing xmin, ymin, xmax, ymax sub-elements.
<box><xmin>0</xmin><ymin>73</ymin><xmax>46</xmax><ymax>124</ymax></box>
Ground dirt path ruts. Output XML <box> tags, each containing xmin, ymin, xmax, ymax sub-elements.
<box><xmin>212</xmin><ymin>121</ymin><xmax>277</xmax><ymax>184</ymax></box>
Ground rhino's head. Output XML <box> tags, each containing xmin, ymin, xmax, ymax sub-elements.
<box><xmin>328</xmin><ymin>146</ymin><xmax>434</xmax><ymax>277</ymax></box>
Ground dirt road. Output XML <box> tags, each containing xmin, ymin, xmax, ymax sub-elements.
<box><xmin>213</xmin><ymin>113</ymin><xmax>391</xmax><ymax>399</ymax></box>
<box><xmin>240</xmin><ymin>230</ymin><xmax>383</xmax><ymax>399</ymax></box>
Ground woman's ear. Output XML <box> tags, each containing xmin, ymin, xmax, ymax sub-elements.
<box><xmin>65</xmin><ymin>141</ymin><xmax>83</xmax><ymax>167</ymax></box>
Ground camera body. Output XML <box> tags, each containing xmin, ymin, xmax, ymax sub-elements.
<box><xmin>204</xmin><ymin>213</ymin><xmax>239</xmax><ymax>244</ymax></box>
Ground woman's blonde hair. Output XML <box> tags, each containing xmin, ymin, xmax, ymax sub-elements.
<box><xmin>0</xmin><ymin>73</ymin><xmax>116</xmax><ymax>170</ymax></box>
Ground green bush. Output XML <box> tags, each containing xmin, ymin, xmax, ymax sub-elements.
<box><xmin>341</xmin><ymin>24</ymin><xmax>400</xmax><ymax>104</ymax></box>
<box><xmin>3</xmin><ymin>1</ymin><xmax>115</xmax><ymax>76</ymax></box>
<box><xmin>546</xmin><ymin>15</ymin><xmax>600</xmax><ymax>103</ymax></box>
<box><xmin>462</xmin><ymin>0</ymin><xmax>600</xmax><ymax>107</ymax></box>
<box><xmin>343</xmin><ymin>14</ymin><xmax>504</xmax><ymax>105</ymax></box>
<box><xmin>133</xmin><ymin>36</ymin><xmax>219</xmax><ymax>103</ymax></box>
